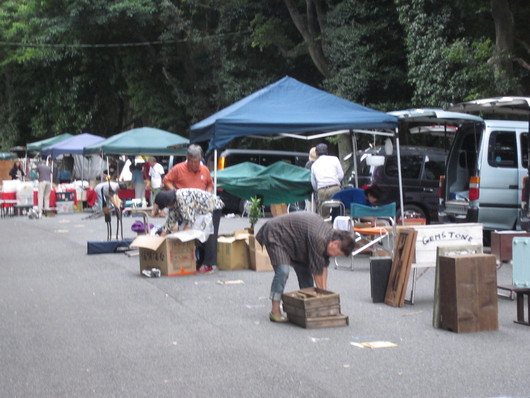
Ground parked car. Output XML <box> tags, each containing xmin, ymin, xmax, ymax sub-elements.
<box><xmin>208</xmin><ymin>149</ymin><xmax>309</xmax><ymax>213</ymax></box>
<box><xmin>342</xmin><ymin>145</ymin><xmax>447</xmax><ymax>223</ymax></box>
<box><xmin>439</xmin><ymin>119</ymin><xmax>529</xmax><ymax>234</ymax></box>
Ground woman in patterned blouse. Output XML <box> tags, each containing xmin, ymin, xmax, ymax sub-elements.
<box><xmin>153</xmin><ymin>189</ymin><xmax>224</xmax><ymax>236</ymax></box>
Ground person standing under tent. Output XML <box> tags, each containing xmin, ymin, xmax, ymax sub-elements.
<box><xmin>163</xmin><ymin>144</ymin><xmax>218</xmax><ymax>274</ymax></box>
<box><xmin>147</xmin><ymin>157</ymin><xmax>165</xmax><ymax>208</ymax></box>
<box><xmin>37</xmin><ymin>161</ymin><xmax>53</xmax><ymax>215</ymax></box>
<box><xmin>311</xmin><ymin>143</ymin><xmax>344</xmax><ymax>217</ymax></box>
<box><xmin>131</xmin><ymin>163</ymin><xmax>146</xmax><ymax>204</ymax></box>
<box><xmin>9</xmin><ymin>160</ymin><xmax>25</xmax><ymax>180</ymax></box>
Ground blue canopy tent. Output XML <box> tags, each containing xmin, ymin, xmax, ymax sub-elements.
<box><xmin>41</xmin><ymin>133</ymin><xmax>105</xmax><ymax>159</ymax></box>
<box><xmin>190</xmin><ymin>76</ymin><xmax>398</xmax><ymax>151</ymax></box>
<box><xmin>189</xmin><ymin>76</ymin><xmax>404</xmax><ymax>211</ymax></box>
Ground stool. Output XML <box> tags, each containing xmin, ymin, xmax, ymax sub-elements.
<box><xmin>513</xmin><ymin>287</ymin><xmax>530</xmax><ymax>326</ymax></box>
<box><xmin>319</xmin><ymin>200</ymin><xmax>345</xmax><ymax>219</ymax></box>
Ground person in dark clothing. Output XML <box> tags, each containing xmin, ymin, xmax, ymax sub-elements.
<box><xmin>9</xmin><ymin>160</ymin><xmax>25</xmax><ymax>180</ymax></box>
<box><xmin>256</xmin><ymin>212</ymin><xmax>355</xmax><ymax>323</ymax></box>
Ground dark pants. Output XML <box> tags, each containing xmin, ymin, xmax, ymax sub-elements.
<box><xmin>196</xmin><ymin>209</ymin><xmax>222</xmax><ymax>267</ymax></box>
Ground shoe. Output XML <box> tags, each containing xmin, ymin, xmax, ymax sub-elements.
<box><xmin>197</xmin><ymin>265</ymin><xmax>215</xmax><ymax>274</ymax></box>
<box><xmin>269</xmin><ymin>312</ymin><xmax>288</xmax><ymax>323</ymax></box>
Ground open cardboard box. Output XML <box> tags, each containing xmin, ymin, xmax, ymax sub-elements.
<box><xmin>130</xmin><ymin>231</ymin><xmax>198</xmax><ymax>276</ymax></box>
<box><xmin>248</xmin><ymin>234</ymin><xmax>273</xmax><ymax>272</ymax></box>
<box><xmin>217</xmin><ymin>230</ymin><xmax>250</xmax><ymax>270</ymax></box>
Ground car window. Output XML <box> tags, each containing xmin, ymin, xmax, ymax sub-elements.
<box><xmin>520</xmin><ymin>133</ymin><xmax>528</xmax><ymax>169</ymax></box>
<box><xmin>423</xmin><ymin>159</ymin><xmax>445</xmax><ymax>180</ymax></box>
<box><xmin>385</xmin><ymin>155</ymin><xmax>423</xmax><ymax>179</ymax></box>
<box><xmin>227</xmin><ymin>153</ymin><xmax>260</xmax><ymax>167</ymax></box>
<box><xmin>488</xmin><ymin>131</ymin><xmax>517</xmax><ymax>168</ymax></box>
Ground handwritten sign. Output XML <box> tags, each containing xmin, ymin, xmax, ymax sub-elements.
<box><xmin>411</xmin><ymin>223</ymin><xmax>483</xmax><ymax>266</ymax></box>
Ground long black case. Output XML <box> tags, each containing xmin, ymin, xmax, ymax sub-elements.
<box><xmin>87</xmin><ymin>239</ymin><xmax>134</xmax><ymax>255</ymax></box>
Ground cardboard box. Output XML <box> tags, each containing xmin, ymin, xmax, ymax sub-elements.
<box><xmin>270</xmin><ymin>203</ymin><xmax>287</xmax><ymax>217</ymax></box>
<box><xmin>248</xmin><ymin>235</ymin><xmax>273</xmax><ymax>272</ymax></box>
<box><xmin>56</xmin><ymin>201</ymin><xmax>74</xmax><ymax>214</ymax></box>
<box><xmin>130</xmin><ymin>234</ymin><xmax>196</xmax><ymax>276</ymax></box>
<box><xmin>217</xmin><ymin>232</ymin><xmax>250</xmax><ymax>270</ymax></box>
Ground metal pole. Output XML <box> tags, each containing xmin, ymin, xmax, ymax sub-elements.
<box><xmin>214</xmin><ymin>148</ymin><xmax>218</xmax><ymax>193</ymax></box>
<box><xmin>395</xmin><ymin>128</ymin><xmax>405</xmax><ymax>225</ymax></box>
<box><xmin>351</xmin><ymin>131</ymin><xmax>359</xmax><ymax>188</ymax></box>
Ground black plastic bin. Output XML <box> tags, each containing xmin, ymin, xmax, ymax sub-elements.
<box><xmin>369</xmin><ymin>257</ymin><xmax>392</xmax><ymax>303</ymax></box>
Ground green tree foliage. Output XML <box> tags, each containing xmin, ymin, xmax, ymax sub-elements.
<box><xmin>0</xmin><ymin>0</ymin><xmax>529</xmax><ymax>151</ymax></box>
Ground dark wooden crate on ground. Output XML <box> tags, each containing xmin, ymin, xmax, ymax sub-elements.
<box><xmin>438</xmin><ymin>254</ymin><xmax>498</xmax><ymax>333</ymax></box>
<box><xmin>491</xmin><ymin>231</ymin><xmax>530</xmax><ymax>263</ymax></box>
<box><xmin>286</xmin><ymin>313</ymin><xmax>349</xmax><ymax>329</ymax></box>
<box><xmin>281</xmin><ymin>287</ymin><xmax>348</xmax><ymax>329</ymax></box>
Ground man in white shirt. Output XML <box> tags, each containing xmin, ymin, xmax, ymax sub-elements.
<box><xmin>311</xmin><ymin>143</ymin><xmax>344</xmax><ymax>215</ymax></box>
<box><xmin>148</xmin><ymin>156</ymin><xmax>165</xmax><ymax>206</ymax></box>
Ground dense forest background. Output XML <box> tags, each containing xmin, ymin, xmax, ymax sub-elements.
<box><xmin>0</xmin><ymin>0</ymin><xmax>529</xmax><ymax>152</ymax></box>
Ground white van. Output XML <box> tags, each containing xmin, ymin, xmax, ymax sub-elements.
<box><xmin>439</xmin><ymin>119</ymin><xmax>529</xmax><ymax>232</ymax></box>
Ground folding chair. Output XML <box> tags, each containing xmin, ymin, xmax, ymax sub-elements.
<box><xmin>331</xmin><ymin>188</ymin><xmax>367</xmax><ymax>213</ymax></box>
<box><xmin>335</xmin><ymin>202</ymin><xmax>397</xmax><ymax>271</ymax></box>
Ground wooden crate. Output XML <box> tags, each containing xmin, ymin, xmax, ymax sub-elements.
<box><xmin>282</xmin><ymin>303</ymin><xmax>341</xmax><ymax>318</ymax></box>
<box><xmin>438</xmin><ymin>254</ymin><xmax>498</xmax><ymax>333</ymax></box>
<box><xmin>282</xmin><ymin>288</ymin><xmax>340</xmax><ymax>311</ymax></box>
<box><xmin>287</xmin><ymin>313</ymin><xmax>349</xmax><ymax>329</ymax></box>
<box><xmin>281</xmin><ymin>287</ymin><xmax>348</xmax><ymax>329</ymax></box>
<box><xmin>491</xmin><ymin>231</ymin><xmax>530</xmax><ymax>263</ymax></box>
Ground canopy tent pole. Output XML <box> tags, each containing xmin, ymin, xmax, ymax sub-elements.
<box><xmin>351</xmin><ymin>131</ymin><xmax>359</xmax><ymax>188</ymax></box>
<box><xmin>213</xmin><ymin>149</ymin><xmax>218</xmax><ymax>194</ymax></box>
<box><xmin>395</xmin><ymin>128</ymin><xmax>405</xmax><ymax>225</ymax></box>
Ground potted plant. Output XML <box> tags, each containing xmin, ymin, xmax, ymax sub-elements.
<box><xmin>248</xmin><ymin>196</ymin><xmax>262</xmax><ymax>233</ymax></box>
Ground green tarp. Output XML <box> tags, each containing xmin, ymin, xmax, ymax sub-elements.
<box><xmin>26</xmin><ymin>133</ymin><xmax>73</xmax><ymax>152</ymax></box>
<box><xmin>84</xmin><ymin>127</ymin><xmax>188</xmax><ymax>156</ymax></box>
<box><xmin>215</xmin><ymin>161</ymin><xmax>312</xmax><ymax>205</ymax></box>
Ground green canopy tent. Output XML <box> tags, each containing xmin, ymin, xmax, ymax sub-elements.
<box><xmin>26</xmin><ymin>133</ymin><xmax>73</xmax><ymax>152</ymax></box>
<box><xmin>215</xmin><ymin>161</ymin><xmax>312</xmax><ymax>205</ymax></box>
<box><xmin>84</xmin><ymin>127</ymin><xmax>188</xmax><ymax>156</ymax></box>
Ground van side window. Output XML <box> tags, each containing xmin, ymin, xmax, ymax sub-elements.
<box><xmin>521</xmin><ymin>133</ymin><xmax>528</xmax><ymax>169</ymax></box>
<box><xmin>385</xmin><ymin>156</ymin><xmax>422</xmax><ymax>179</ymax></box>
<box><xmin>488</xmin><ymin>131</ymin><xmax>517</xmax><ymax>168</ymax></box>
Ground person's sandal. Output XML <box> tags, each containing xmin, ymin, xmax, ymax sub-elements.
<box><xmin>269</xmin><ymin>312</ymin><xmax>288</xmax><ymax>323</ymax></box>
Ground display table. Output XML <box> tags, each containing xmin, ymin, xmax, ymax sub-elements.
<box><xmin>0</xmin><ymin>192</ymin><xmax>18</xmax><ymax>217</ymax></box>
<box><xmin>32</xmin><ymin>189</ymin><xmax>78</xmax><ymax>207</ymax></box>
<box><xmin>118</xmin><ymin>189</ymin><xmax>151</xmax><ymax>200</ymax></box>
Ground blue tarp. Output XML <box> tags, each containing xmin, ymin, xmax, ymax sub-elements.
<box><xmin>190</xmin><ymin>76</ymin><xmax>398</xmax><ymax>151</ymax></box>
<box><xmin>41</xmin><ymin>133</ymin><xmax>105</xmax><ymax>159</ymax></box>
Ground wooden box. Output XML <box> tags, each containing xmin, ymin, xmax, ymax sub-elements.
<box><xmin>491</xmin><ymin>231</ymin><xmax>530</xmax><ymax>263</ymax></box>
<box><xmin>282</xmin><ymin>288</ymin><xmax>348</xmax><ymax>329</ymax></box>
<box><xmin>438</xmin><ymin>254</ymin><xmax>498</xmax><ymax>333</ymax></box>
<box><xmin>286</xmin><ymin>313</ymin><xmax>349</xmax><ymax>329</ymax></box>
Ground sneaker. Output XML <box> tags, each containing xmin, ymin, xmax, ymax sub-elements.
<box><xmin>197</xmin><ymin>265</ymin><xmax>215</xmax><ymax>274</ymax></box>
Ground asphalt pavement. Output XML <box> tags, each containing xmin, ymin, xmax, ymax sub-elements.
<box><xmin>0</xmin><ymin>210</ymin><xmax>528</xmax><ymax>398</ymax></box>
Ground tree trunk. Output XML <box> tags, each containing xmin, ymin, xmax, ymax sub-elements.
<box><xmin>490</xmin><ymin>0</ymin><xmax>514</xmax><ymax>81</ymax></box>
<box><xmin>283</xmin><ymin>0</ymin><xmax>331</xmax><ymax>78</ymax></box>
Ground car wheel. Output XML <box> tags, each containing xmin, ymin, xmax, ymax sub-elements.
<box><xmin>397</xmin><ymin>204</ymin><xmax>427</xmax><ymax>222</ymax></box>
